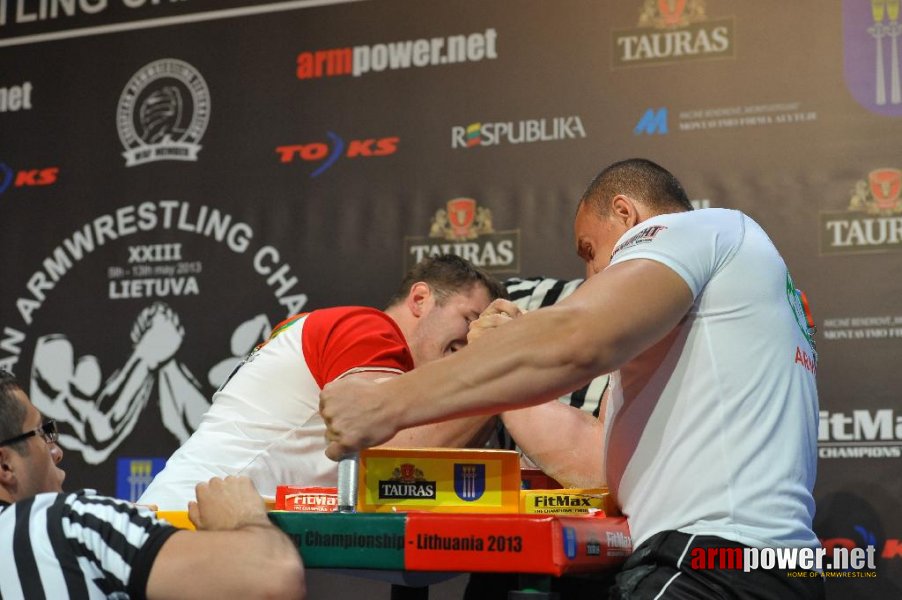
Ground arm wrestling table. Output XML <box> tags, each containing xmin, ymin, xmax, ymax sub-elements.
<box><xmin>268</xmin><ymin>510</ymin><xmax>631</xmax><ymax>599</ymax></box>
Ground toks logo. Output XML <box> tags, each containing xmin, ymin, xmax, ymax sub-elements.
<box><xmin>821</xmin><ymin>525</ymin><xmax>902</xmax><ymax>563</ymax></box>
<box><xmin>0</xmin><ymin>161</ymin><xmax>59</xmax><ymax>195</ymax></box>
<box><xmin>612</xmin><ymin>0</ymin><xmax>734</xmax><ymax>68</ymax></box>
<box><xmin>403</xmin><ymin>198</ymin><xmax>520</xmax><ymax>274</ymax></box>
<box><xmin>819</xmin><ymin>167</ymin><xmax>902</xmax><ymax>254</ymax></box>
<box><xmin>275</xmin><ymin>132</ymin><xmax>399</xmax><ymax>177</ymax></box>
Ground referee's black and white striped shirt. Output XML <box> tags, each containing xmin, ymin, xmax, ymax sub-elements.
<box><xmin>0</xmin><ymin>489</ymin><xmax>178</xmax><ymax>599</ymax></box>
<box><xmin>488</xmin><ymin>277</ymin><xmax>609</xmax><ymax>453</ymax></box>
<box><xmin>505</xmin><ymin>276</ymin><xmax>610</xmax><ymax>418</ymax></box>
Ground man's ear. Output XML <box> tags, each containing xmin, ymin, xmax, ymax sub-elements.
<box><xmin>0</xmin><ymin>448</ymin><xmax>17</xmax><ymax>486</ymax></box>
<box><xmin>406</xmin><ymin>282</ymin><xmax>431</xmax><ymax>318</ymax></box>
<box><xmin>610</xmin><ymin>194</ymin><xmax>640</xmax><ymax>228</ymax></box>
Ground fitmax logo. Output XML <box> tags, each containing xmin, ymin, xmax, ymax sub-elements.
<box><xmin>635</xmin><ymin>108</ymin><xmax>668</xmax><ymax>135</ymax></box>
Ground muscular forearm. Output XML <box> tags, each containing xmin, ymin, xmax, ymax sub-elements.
<box><xmin>502</xmin><ymin>402</ymin><xmax>604</xmax><ymax>488</ymax></box>
<box><xmin>382</xmin><ymin>415</ymin><xmax>498</xmax><ymax>449</ymax></box>
<box><xmin>147</xmin><ymin>526</ymin><xmax>305</xmax><ymax>600</ymax></box>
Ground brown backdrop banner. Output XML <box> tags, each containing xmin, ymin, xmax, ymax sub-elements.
<box><xmin>1</xmin><ymin>1</ymin><xmax>900</xmax><ymax>597</ymax></box>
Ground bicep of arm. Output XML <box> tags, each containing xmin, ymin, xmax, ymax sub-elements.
<box><xmin>559</xmin><ymin>258</ymin><xmax>695</xmax><ymax>373</ymax></box>
<box><xmin>145</xmin><ymin>528</ymin><xmax>305</xmax><ymax>600</ymax></box>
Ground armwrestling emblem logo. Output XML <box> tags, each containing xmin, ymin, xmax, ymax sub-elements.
<box><xmin>117</xmin><ymin>58</ymin><xmax>211</xmax><ymax>167</ymax></box>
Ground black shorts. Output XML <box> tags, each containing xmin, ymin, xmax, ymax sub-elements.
<box><xmin>611</xmin><ymin>531</ymin><xmax>826</xmax><ymax>600</ymax></box>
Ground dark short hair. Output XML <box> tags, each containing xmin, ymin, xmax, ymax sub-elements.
<box><xmin>0</xmin><ymin>369</ymin><xmax>29</xmax><ymax>454</ymax></box>
<box><xmin>579</xmin><ymin>158</ymin><xmax>694</xmax><ymax>216</ymax></box>
<box><xmin>387</xmin><ymin>254</ymin><xmax>507</xmax><ymax>308</ymax></box>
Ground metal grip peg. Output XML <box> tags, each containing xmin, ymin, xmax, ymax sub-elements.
<box><xmin>337</xmin><ymin>452</ymin><xmax>359</xmax><ymax>513</ymax></box>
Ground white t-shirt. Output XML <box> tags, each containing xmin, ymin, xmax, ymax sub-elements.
<box><xmin>139</xmin><ymin>307</ymin><xmax>413</xmax><ymax>510</ymax></box>
<box><xmin>604</xmin><ymin>208</ymin><xmax>819</xmax><ymax>550</ymax></box>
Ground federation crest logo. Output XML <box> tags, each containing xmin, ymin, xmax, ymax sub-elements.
<box><xmin>430</xmin><ymin>198</ymin><xmax>494</xmax><ymax>240</ymax></box>
<box><xmin>117</xmin><ymin>59</ymin><xmax>211</xmax><ymax>166</ymax></box>
<box><xmin>453</xmin><ymin>463</ymin><xmax>486</xmax><ymax>501</ymax></box>
<box><xmin>638</xmin><ymin>0</ymin><xmax>706</xmax><ymax>29</ymax></box>
<box><xmin>843</xmin><ymin>0</ymin><xmax>902</xmax><ymax>115</ymax></box>
<box><xmin>115</xmin><ymin>457</ymin><xmax>165</xmax><ymax>502</ymax></box>
<box><xmin>851</xmin><ymin>168</ymin><xmax>902</xmax><ymax>213</ymax></box>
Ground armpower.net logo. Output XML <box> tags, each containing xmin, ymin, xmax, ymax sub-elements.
<box><xmin>297</xmin><ymin>28</ymin><xmax>498</xmax><ymax>79</ymax></box>
<box><xmin>692</xmin><ymin>545</ymin><xmax>878</xmax><ymax>579</ymax></box>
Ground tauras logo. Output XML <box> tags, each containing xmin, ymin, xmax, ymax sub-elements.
<box><xmin>820</xmin><ymin>168</ymin><xmax>902</xmax><ymax>255</ymax></box>
<box><xmin>378</xmin><ymin>481</ymin><xmax>436</xmax><ymax>499</ymax></box>
<box><xmin>378</xmin><ymin>462</ymin><xmax>436</xmax><ymax>499</ymax></box>
<box><xmin>404</xmin><ymin>198</ymin><xmax>519</xmax><ymax>274</ymax></box>
<box><xmin>612</xmin><ymin>0</ymin><xmax>734</xmax><ymax>68</ymax></box>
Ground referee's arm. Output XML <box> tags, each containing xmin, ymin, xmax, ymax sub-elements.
<box><xmin>144</xmin><ymin>476</ymin><xmax>305</xmax><ymax>600</ymax></box>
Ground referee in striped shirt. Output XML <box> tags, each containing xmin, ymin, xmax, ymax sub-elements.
<box><xmin>0</xmin><ymin>369</ymin><xmax>305</xmax><ymax>599</ymax></box>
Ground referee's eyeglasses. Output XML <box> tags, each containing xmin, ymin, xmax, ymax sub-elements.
<box><xmin>0</xmin><ymin>419</ymin><xmax>59</xmax><ymax>447</ymax></box>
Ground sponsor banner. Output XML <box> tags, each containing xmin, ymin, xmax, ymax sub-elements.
<box><xmin>690</xmin><ymin>544</ymin><xmax>878</xmax><ymax>576</ymax></box>
<box><xmin>451</xmin><ymin>115</ymin><xmax>586</xmax><ymax>148</ymax></box>
<box><xmin>822</xmin><ymin>315</ymin><xmax>902</xmax><ymax>342</ymax></box>
<box><xmin>820</xmin><ymin>168</ymin><xmax>902</xmax><ymax>255</ymax></box>
<box><xmin>611</xmin><ymin>0</ymin><xmax>734</xmax><ymax>68</ymax></box>
<box><xmin>634</xmin><ymin>102</ymin><xmax>818</xmax><ymax>136</ymax></box>
<box><xmin>403</xmin><ymin>198</ymin><xmax>520</xmax><ymax>274</ymax></box>
<box><xmin>297</xmin><ymin>27</ymin><xmax>498</xmax><ymax>80</ymax></box>
<box><xmin>0</xmin><ymin>161</ymin><xmax>58</xmax><ymax>196</ymax></box>
<box><xmin>818</xmin><ymin>409</ymin><xmax>902</xmax><ymax>459</ymax></box>
<box><xmin>275</xmin><ymin>132</ymin><xmax>399</xmax><ymax>177</ymax></box>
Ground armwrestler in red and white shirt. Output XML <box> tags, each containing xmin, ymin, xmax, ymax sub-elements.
<box><xmin>141</xmin><ymin>255</ymin><xmax>505</xmax><ymax>509</ymax></box>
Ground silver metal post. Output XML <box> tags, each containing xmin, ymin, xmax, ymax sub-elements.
<box><xmin>337</xmin><ymin>452</ymin><xmax>359</xmax><ymax>513</ymax></box>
